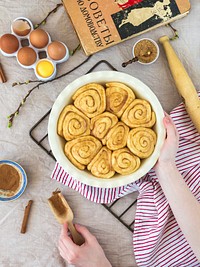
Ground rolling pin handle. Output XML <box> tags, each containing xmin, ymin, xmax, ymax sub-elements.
<box><xmin>159</xmin><ymin>35</ymin><xmax>170</xmax><ymax>44</ymax></box>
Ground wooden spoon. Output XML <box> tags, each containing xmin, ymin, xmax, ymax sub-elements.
<box><xmin>48</xmin><ymin>191</ymin><xmax>85</xmax><ymax>246</ymax></box>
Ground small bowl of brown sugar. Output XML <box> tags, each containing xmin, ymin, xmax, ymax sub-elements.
<box><xmin>132</xmin><ymin>38</ymin><xmax>159</xmax><ymax>65</ymax></box>
<box><xmin>0</xmin><ymin>160</ymin><xmax>27</xmax><ymax>202</ymax></box>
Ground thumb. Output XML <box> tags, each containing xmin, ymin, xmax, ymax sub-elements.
<box><xmin>163</xmin><ymin>115</ymin><xmax>178</xmax><ymax>141</ymax></box>
<box><xmin>75</xmin><ymin>224</ymin><xmax>95</xmax><ymax>242</ymax></box>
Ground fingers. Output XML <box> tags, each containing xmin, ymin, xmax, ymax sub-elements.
<box><xmin>75</xmin><ymin>224</ymin><xmax>96</xmax><ymax>243</ymax></box>
<box><xmin>58</xmin><ymin>239</ymin><xmax>74</xmax><ymax>263</ymax></box>
<box><xmin>60</xmin><ymin>223</ymin><xmax>78</xmax><ymax>251</ymax></box>
<box><xmin>58</xmin><ymin>240</ymin><xmax>66</xmax><ymax>257</ymax></box>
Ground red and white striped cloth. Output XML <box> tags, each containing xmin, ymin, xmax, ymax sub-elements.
<box><xmin>51</xmin><ymin>94</ymin><xmax>200</xmax><ymax>267</ymax></box>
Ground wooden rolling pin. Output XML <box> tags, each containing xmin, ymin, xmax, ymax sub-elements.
<box><xmin>159</xmin><ymin>35</ymin><xmax>200</xmax><ymax>134</ymax></box>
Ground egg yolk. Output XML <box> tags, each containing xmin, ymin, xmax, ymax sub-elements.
<box><xmin>36</xmin><ymin>60</ymin><xmax>54</xmax><ymax>78</ymax></box>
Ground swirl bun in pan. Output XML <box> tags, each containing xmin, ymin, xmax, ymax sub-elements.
<box><xmin>112</xmin><ymin>148</ymin><xmax>141</xmax><ymax>175</ymax></box>
<box><xmin>106</xmin><ymin>82</ymin><xmax>135</xmax><ymax>117</ymax></box>
<box><xmin>90</xmin><ymin>112</ymin><xmax>118</xmax><ymax>144</ymax></box>
<box><xmin>72</xmin><ymin>83</ymin><xmax>106</xmax><ymax>118</ymax></box>
<box><xmin>121</xmin><ymin>99</ymin><xmax>156</xmax><ymax>128</ymax></box>
<box><xmin>87</xmin><ymin>147</ymin><xmax>115</xmax><ymax>179</ymax></box>
<box><xmin>105</xmin><ymin>122</ymin><xmax>129</xmax><ymax>151</ymax></box>
<box><xmin>127</xmin><ymin>127</ymin><xmax>157</xmax><ymax>159</ymax></box>
<box><xmin>57</xmin><ymin>105</ymin><xmax>90</xmax><ymax>140</ymax></box>
<box><xmin>65</xmin><ymin>136</ymin><xmax>102</xmax><ymax>170</ymax></box>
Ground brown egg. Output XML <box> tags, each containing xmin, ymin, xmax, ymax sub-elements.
<box><xmin>0</xmin><ymin>33</ymin><xmax>19</xmax><ymax>54</ymax></box>
<box><xmin>47</xmin><ymin>41</ymin><xmax>66</xmax><ymax>60</ymax></box>
<box><xmin>30</xmin><ymin>29</ymin><xmax>49</xmax><ymax>49</ymax></box>
<box><xmin>17</xmin><ymin>47</ymin><xmax>37</xmax><ymax>66</ymax></box>
<box><xmin>12</xmin><ymin>19</ymin><xmax>31</xmax><ymax>36</ymax></box>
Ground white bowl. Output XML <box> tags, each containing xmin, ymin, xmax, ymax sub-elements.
<box><xmin>48</xmin><ymin>71</ymin><xmax>165</xmax><ymax>188</ymax></box>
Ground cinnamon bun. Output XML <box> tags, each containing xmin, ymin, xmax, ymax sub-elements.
<box><xmin>127</xmin><ymin>127</ymin><xmax>157</xmax><ymax>158</ymax></box>
<box><xmin>105</xmin><ymin>122</ymin><xmax>129</xmax><ymax>150</ymax></box>
<box><xmin>106</xmin><ymin>82</ymin><xmax>135</xmax><ymax>118</ymax></box>
<box><xmin>90</xmin><ymin>112</ymin><xmax>118</xmax><ymax>144</ymax></box>
<box><xmin>57</xmin><ymin>105</ymin><xmax>90</xmax><ymax>141</ymax></box>
<box><xmin>72</xmin><ymin>83</ymin><xmax>106</xmax><ymax>118</ymax></box>
<box><xmin>121</xmin><ymin>99</ymin><xmax>156</xmax><ymax>128</ymax></box>
<box><xmin>65</xmin><ymin>135</ymin><xmax>102</xmax><ymax>170</ymax></box>
<box><xmin>112</xmin><ymin>148</ymin><xmax>141</xmax><ymax>175</ymax></box>
<box><xmin>87</xmin><ymin>147</ymin><xmax>115</xmax><ymax>178</ymax></box>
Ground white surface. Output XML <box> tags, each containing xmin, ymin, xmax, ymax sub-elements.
<box><xmin>0</xmin><ymin>0</ymin><xmax>200</xmax><ymax>266</ymax></box>
<box><xmin>48</xmin><ymin>71</ymin><xmax>165</xmax><ymax>188</ymax></box>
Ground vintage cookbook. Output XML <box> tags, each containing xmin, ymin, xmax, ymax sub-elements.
<box><xmin>62</xmin><ymin>0</ymin><xmax>191</xmax><ymax>55</ymax></box>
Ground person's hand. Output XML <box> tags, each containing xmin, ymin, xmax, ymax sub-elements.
<box><xmin>154</xmin><ymin>113</ymin><xmax>179</xmax><ymax>171</ymax></box>
<box><xmin>58</xmin><ymin>223</ymin><xmax>112</xmax><ymax>267</ymax></box>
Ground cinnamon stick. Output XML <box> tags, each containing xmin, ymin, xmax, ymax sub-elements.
<box><xmin>21</xmin><ymin>200</ymin><xmax>33</xmax><ymax>234</ymax></box>
<box><xmin>0</xmin><ymin>63</ymin><xmax>7</xmax><ymax>83</ymax></box>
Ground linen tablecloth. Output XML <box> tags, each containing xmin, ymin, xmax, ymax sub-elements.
<box><xmin>1</xmin><ymin>0</ymin><xmax>200</xmax><ymax>266</ymax></box>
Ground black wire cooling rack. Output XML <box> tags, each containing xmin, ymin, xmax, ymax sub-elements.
<box><xmin>29</xmin><ymin>60</ymin><xmax>138</xmax><ymax>232</ymax></box>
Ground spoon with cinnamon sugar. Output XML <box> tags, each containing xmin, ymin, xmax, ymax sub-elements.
<box><xmin>122</xmin><ymin>50</ymin><xmax>152</xmax><ymax>67</ymax></box>
<box><xmin>48</xmin><ymin>190</ymin><xmax>85</xmax><ymax>245</ymax></box>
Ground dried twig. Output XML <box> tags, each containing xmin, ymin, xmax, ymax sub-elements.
<box><xmin>34</xmin><ymin>3</ymin><xmax>63</xmax><ymax>29</ymax></box>
<box><xmin>167</xmin><ymin>23</ymin><xmax>179</xmax><ymax>41</ymax></box>
<box><xmin>70</xmin><ymin>44</ymin><xmax>82</xmax><ymax>56</ymax></box>
<box><xmin>12</xmin><ymin>80</ymin><xmax>38</xmax><ymax>87</ymax></box>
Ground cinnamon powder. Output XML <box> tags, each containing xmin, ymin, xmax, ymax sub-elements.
<box><xmin>48</xmin><ymin>193</ymin><xmax>67</xmax><ymax>216</ymax></box>
<box><xmin>0</xmin><ymin>164</ymin><xmax>21</xmax><ymax>192</ymax></box>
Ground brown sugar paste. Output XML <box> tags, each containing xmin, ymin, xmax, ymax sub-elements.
<box><xmin>0</xmin><ymin>164</ymin><xmax>21</xmax><ymax>195</ymax></box>
<box><xmin>134</xmin><ymin>39</ymin><xmax>158</xmax><ymax>63</ymax></box>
